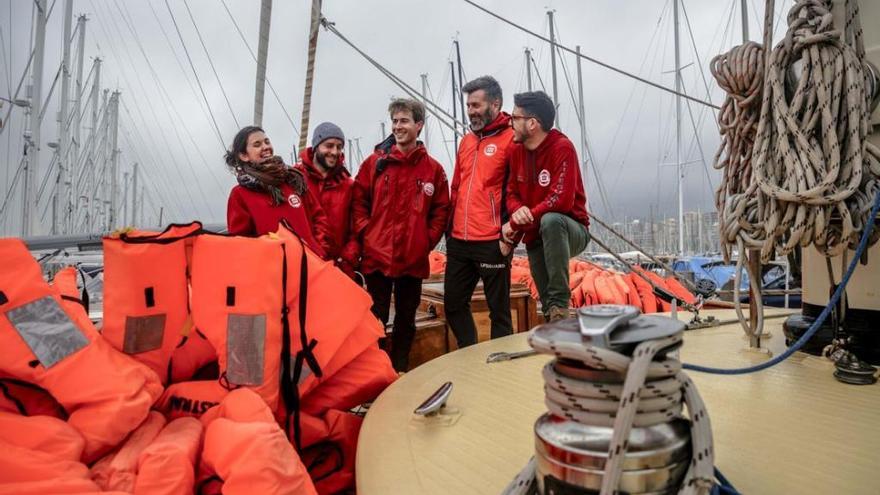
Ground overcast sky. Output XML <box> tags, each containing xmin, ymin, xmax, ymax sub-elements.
<box><xmin>0</xmin><ymin>0</ymin><xmax>794</xmax><ymax>235</ymax></box>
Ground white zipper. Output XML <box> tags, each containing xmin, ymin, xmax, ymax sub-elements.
<box><xmin>463</xmin><ymin>137</ymin><xmax>481</xmax><ymax>240</ymax></box>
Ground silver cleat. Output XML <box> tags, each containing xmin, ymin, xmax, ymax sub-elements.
<box><xmin>486</xmin><ymin>349</ymin><xmax>538</xmax><ymax>363</ymax></box>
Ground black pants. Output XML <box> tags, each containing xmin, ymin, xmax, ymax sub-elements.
<box><xmin>364</xmin><ymin>272</ymin><xmax>422</xmax><ymax>372</ymax></box>
<box><xmin>443</xmin><ymin>237</ymin><xmax>512</xmax><ymax>348</ymax></box>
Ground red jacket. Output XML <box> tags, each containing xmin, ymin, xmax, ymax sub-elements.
<box><xmin>352</xmin><ymin>137</ymin><xmax>450</xmax><ymax>279</ymax></box>
<box><xmin>507</xmin><ymin>129</ymin><xmax>590</xmax><ymax>247</ymax></box>
<box><xmin>448</xmin><ymin>112</ymin><xmax>515</xmax><ymax>241</ymax></box>
<box><xmin>226</xmin><ymin>181</ymin><xmax>333</xmax><ymax>259</ymax></box>
<box><xmin>296</xmin><ymin>148</ymin><xmax>358</xmax><ymax>267</ymax></box>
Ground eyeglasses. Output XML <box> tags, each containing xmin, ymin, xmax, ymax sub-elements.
<box><xmin>510</xmin><ymin>114</ymin><xmax>531</xmax><ymax>121</ymax></box>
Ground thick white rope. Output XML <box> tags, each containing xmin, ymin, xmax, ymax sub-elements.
<box><xmin>714</xmin><ymin>0</ymin><xmax>880</xmax><ymax>266</ymax></box>
<box><xmin>501</xmin><ymin>328</ymin><xmax>713</xmax><ymax>495</ymax></box>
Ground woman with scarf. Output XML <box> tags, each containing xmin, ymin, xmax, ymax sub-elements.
<box><xmin>226</xmin><ymin>126</ymin><xmax>334</xmax><ymax>259</ymax></box>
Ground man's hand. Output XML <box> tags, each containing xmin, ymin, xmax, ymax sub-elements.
<box><xmin>501</xmin><ymin>222</ymin><xmax>515</xmax><ymax>242</ymax></box>
<box><xmin>511</xmin><ymin>206</ymin><xmax>534</xmax><ymax>226</ymax></box>
<box><xmin>499</xmin><ymin>240</ymin><xmax>512</xmax><ymax>257</ymax></box>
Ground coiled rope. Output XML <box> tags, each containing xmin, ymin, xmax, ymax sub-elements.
<box><xmin>502</xmin><ymin>322</ymin><xmax>714</xmax><ymax>495</ymax></box>
<box><xmin>713</xmin><ymin>0</ymin><xmax>880</xmax><ymax>264</ymax></box>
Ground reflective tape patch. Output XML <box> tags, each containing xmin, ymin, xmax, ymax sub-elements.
<box><xmin>123</xmin><ymin>314</ymin><xmax>167</xmax><ymax>354</ymax></box>
<box><xmin>6</xmin><ymin>296</ymin><xmax>89</xmax><ymax>369</ymax></box>
<box><xmin>227</xmin><ymin>314</ymin><xmax>266</xmax><ymax>386</ymax></box>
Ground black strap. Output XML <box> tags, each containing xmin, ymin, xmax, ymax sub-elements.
<box><xmin>0</xmin><ymin>378</ymin><xmax>69</xmax><ymax>418</ymax></box>
<box><xmin>60</xmin><ymin>294</ymin><xmax>85</xmax><ymax>307</ymax></box>
<box><xmin>0</xmin><ymin>380</ymin><xmax>28</xmax><ymax>416</ymax></box>
<box><xmin>144</xmin><ymin>287</ymin><xmax>155</xmax><ymax>308</ymax></box>
<box><xmin>302</xmin><ymin>440</ymin><xmax>346</xmax><ymax>483</ymax></box>
<box><xmin>117</xmin><ymin>221</ymin><xmax>206</xmax><ymax>244</ymax></box>
<box><xmin>297</xmin><ymin>243</ymin><xmax>322</xmax><ymax>379</ymax></box>
<box><xmin>226</xmin><ymin>287</ymin><xmax>235</xmax><ymax>307</ymax></box>
<box><xmin>75</xmin><ymin>266</ymin><xmax>90</xmax><ymax>314</ymax></box>
<box><xmin>280</xmin><ymin>244</ymin><xmax>297</xmax><ymax>442</ymax></box>
<box><xmin>278</xmin><ymin>230</ymin><xmax>323</xmax><ymax>452</ymax></box>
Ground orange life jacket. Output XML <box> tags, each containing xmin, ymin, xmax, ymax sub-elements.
<box><xmin>299</xmin><ymin>409</ymin><xmax>362</xmax><ymax>495</ymax></box>
<box><xmin>90</xmin><ymin>411</ymin><xmax>167</xmax><ymax>492</ymax></box>
<box><xmin>301</xmin><ymin>344</ymin><xmax>397</xmax><ymax>416</ymax></box>
<box><xmin>0</xmin><ymin>239</ymin><xmax>163</xmax><ymax>463</ymax></box>
<box><xmin>190</xmin><ymin>233</ymin><xmax>287</xmax><ymax>414</ymax></box>
<box><xmin>102</xmin><ymin>222</ymin><xmax>203</xmax><ymax>384</ymax></box>
<box><xmin>199</xmin><ymin>388</ymin><xmax>317</xmax><ymax>495</ymax></box>
<box><xmin>133</xmin><ymin>417</ymin><xmax>203</xmax><ymax>495</ymax></box>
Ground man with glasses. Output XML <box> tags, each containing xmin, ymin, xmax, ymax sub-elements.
<box><xmin>502</xmin><ymin>91</ymin><xmax>590</xmax><ymax>322</ymax></box>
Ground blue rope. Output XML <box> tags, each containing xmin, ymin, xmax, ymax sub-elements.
<box><xmin>712</xmin><ymin>467</ymin><xmax>740</xmax><ymax>494</ymax></box>
<box><xmin>683</xmin><ymin>189</ymin><xmax>880</xmax><ymax>375</ymax></box>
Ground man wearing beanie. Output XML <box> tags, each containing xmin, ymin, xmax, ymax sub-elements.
<box><xmin>296</xmin><ymin>122</ymin><xmax>359</xmax><ymax>274</ymax></box>
<box><xmin>503</xmin><ymin>91</ymin><xmax>590</xmax><ymax>322</ymax></box>
<box><xmin>352</xmin><ymin>98</ymin><xmax>450</xmax><ymax>372</ymax></box>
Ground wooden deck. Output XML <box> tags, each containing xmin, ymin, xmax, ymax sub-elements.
<box><xmin>356</xmin><ymin>308</ymin><xmax>880</xmax><ymax>495</ymax></box>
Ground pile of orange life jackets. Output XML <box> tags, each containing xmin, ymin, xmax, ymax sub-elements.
<box><xmin>0</xmin><ymin>221</ymin><xmax>397</xmax><ymax>494</ymax></box>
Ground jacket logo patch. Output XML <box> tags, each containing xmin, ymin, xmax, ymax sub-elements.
<box><xmin>287</xmin><ymin>194</ymin><xmax>302</xmax><ymax>208</ymax></box>
<box><xmin>484</xmin><ymin>144</ymin><xmax>497</xmax><ymax>156</ymax></box>
<box><xmin>423</xmin><ymin>182</ymin><xmax>435</xmax><ymax>196</ymax></box>
<box><xmin>538</xmin><ymin>169</ymin><xmax>551</xmax><ymax>187</ymax></box>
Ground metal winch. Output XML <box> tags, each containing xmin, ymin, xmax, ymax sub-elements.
<box><xmin>529</xmin><ymin>305</ymin><xmax>702</xmax><ymax>495</ymax></box>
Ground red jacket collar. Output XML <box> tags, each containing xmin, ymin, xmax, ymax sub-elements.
<box><xmin>473</xmin><ymin>112</ymin><xmax>511</xmax><ymax>137</ymax></box>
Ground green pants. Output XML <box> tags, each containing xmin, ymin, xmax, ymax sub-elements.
<box><xmin>527</xmin><ymin>213</ymin><xmax>590</xmax><ymax>314</ymax></box>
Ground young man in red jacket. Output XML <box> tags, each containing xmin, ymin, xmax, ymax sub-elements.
<box><xmin>296</xmin><ymin>122</ymin><xmax>359</xmax><ymax>276</ymax></box>
<box><xmin>444</xmin><ymin>76</ymin><xmax>516</xmax><ymax>348</ymax></box>
<box><xmin>503</xmin><ymin>91</ymin><xmax>590</xmax><ymax>322</ymax></box>
<box><xmin>352</xmin><ymin>98</ymin><xmax>450</xmax><ymax>371</ymax></box>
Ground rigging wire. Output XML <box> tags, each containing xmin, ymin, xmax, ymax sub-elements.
<box><xmin>424</xmin><ymin>78</ymin><xmax>455</xmax><ymax>167</ymax></box>
<box><xmin>180</xmin><ymin>0</ymin><xmax>240</xmax><ymax>129</ymax></box>
<box><xmin>84</xmin><ymin>12</ymin><xmax>189</xmax><ymax>221</ymax></box>
<box><xmin>163</xmin><ymin>0</ymin><xmax>226</xmax><ymax>145</ymax></box>
<box><xmin>321</xmin><ymin>19</ymin><xmax>464</xmax><ymax>137</ymax></box>
<box><xmin>218</xmin><ymin>0</ymin><xmax>299</xmax><ymax>137</ymax></box>
<box><xmin>462</xmin><ymin>0</ymin><xmax>719</xmax><ymax>110</ymax></box>
<box><xmin>88</xmin><ymin>1</ymin><xmax>206</xmax><ymax>218</ymax></box>
<box><xmin>551</xmin><ymin>27</ymin><xmax>613</xmax><ymax>219</ymax></box>
<box><xmin>114</xmin><ymin>0</ymin><xmax>228</xmax><ymax>198</ymax></box>
<box><xmin>143</xmin><ymin>0</ymin><xmax>223</xmax><ymax>146</ymax></box>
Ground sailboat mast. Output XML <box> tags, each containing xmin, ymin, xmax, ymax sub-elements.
<box><xmin>69</xmin><ymin>15</ymin><xmax>87</xmax><ymax>233</ymax></box>
<box><xmin>21</xmin><ymin>0</ymin><xmax>48</xmax><ymax>236</ymax></box>
<box><xmin>547</xmin><ymin>10</ymin><xmax>559</xmax><ymax>128</ymax></box>
<box><xmin>298</xmin><ymin>0</ymin><xmax>322</xmax><ymax>151</ymax></box>
<box><xmin>575</xmin><ymin>45</ymin><xmax>589</xmax><ymax>202</ymax></box>
<box><xmin>421</xmin><ymin>73</ymin><xmax>430</xmax><ymax>150</ymax></box>
<box><xmin>524</xmin><ymin>48</ymin><xmax>533</xmax><ymax>91</ymax></box>
<box><xmin>741</xmin><ymin>0</ymin><xmax>749</xmax><ymax>41</ymax></box>
<box><xmin>253</xmin><ymin>0</ymin><xmax>272</xmax><ymax>126</ymax></box>
<box><xmin>673</xmin><ymin>0</ymin><xmax>683</xmax><ymax>255</ymax></box>
<box><xmin>454</xmin><ymin>40</ymin><xmax>466</xmax><ymax>131</ymax></box>
<box><xmin>55</xmin><ymin>0</ymin><xmax>74</xmax><ymax>235</ymax></box>
<box><xmin>450</xmin><ymin>60</ymin><xmax>459</xmax><ymax>156</ymax></box>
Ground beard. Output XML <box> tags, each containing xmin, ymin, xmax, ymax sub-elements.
<box><xmin>469</xmin><ymin>108</ymin><xmax>495</xmax><ymax>132</ymax></box>
<box><xmin>315</xmin><ymin>151</ymin><xmax>336</xmax><ymax>171</ymax></box>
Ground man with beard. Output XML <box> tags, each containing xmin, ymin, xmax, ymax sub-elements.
<box><xmin>444</xmin><ymin>76</ymin><xmax>516</xmax><ymax>348</ymax></box>
<box><xmin>297</xmin><ymin>122</ymin><xmax>359</xmax><ymax>275</ymax></box>
<box><xmin>352</xmin><ymin>98</ymin><xmax>450</xmax><ymax>372</ymax></box>
<box><xmin>504</xmin><ymin>91</ymin><xmax>590</xmax><ymax>323</ymax></box>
